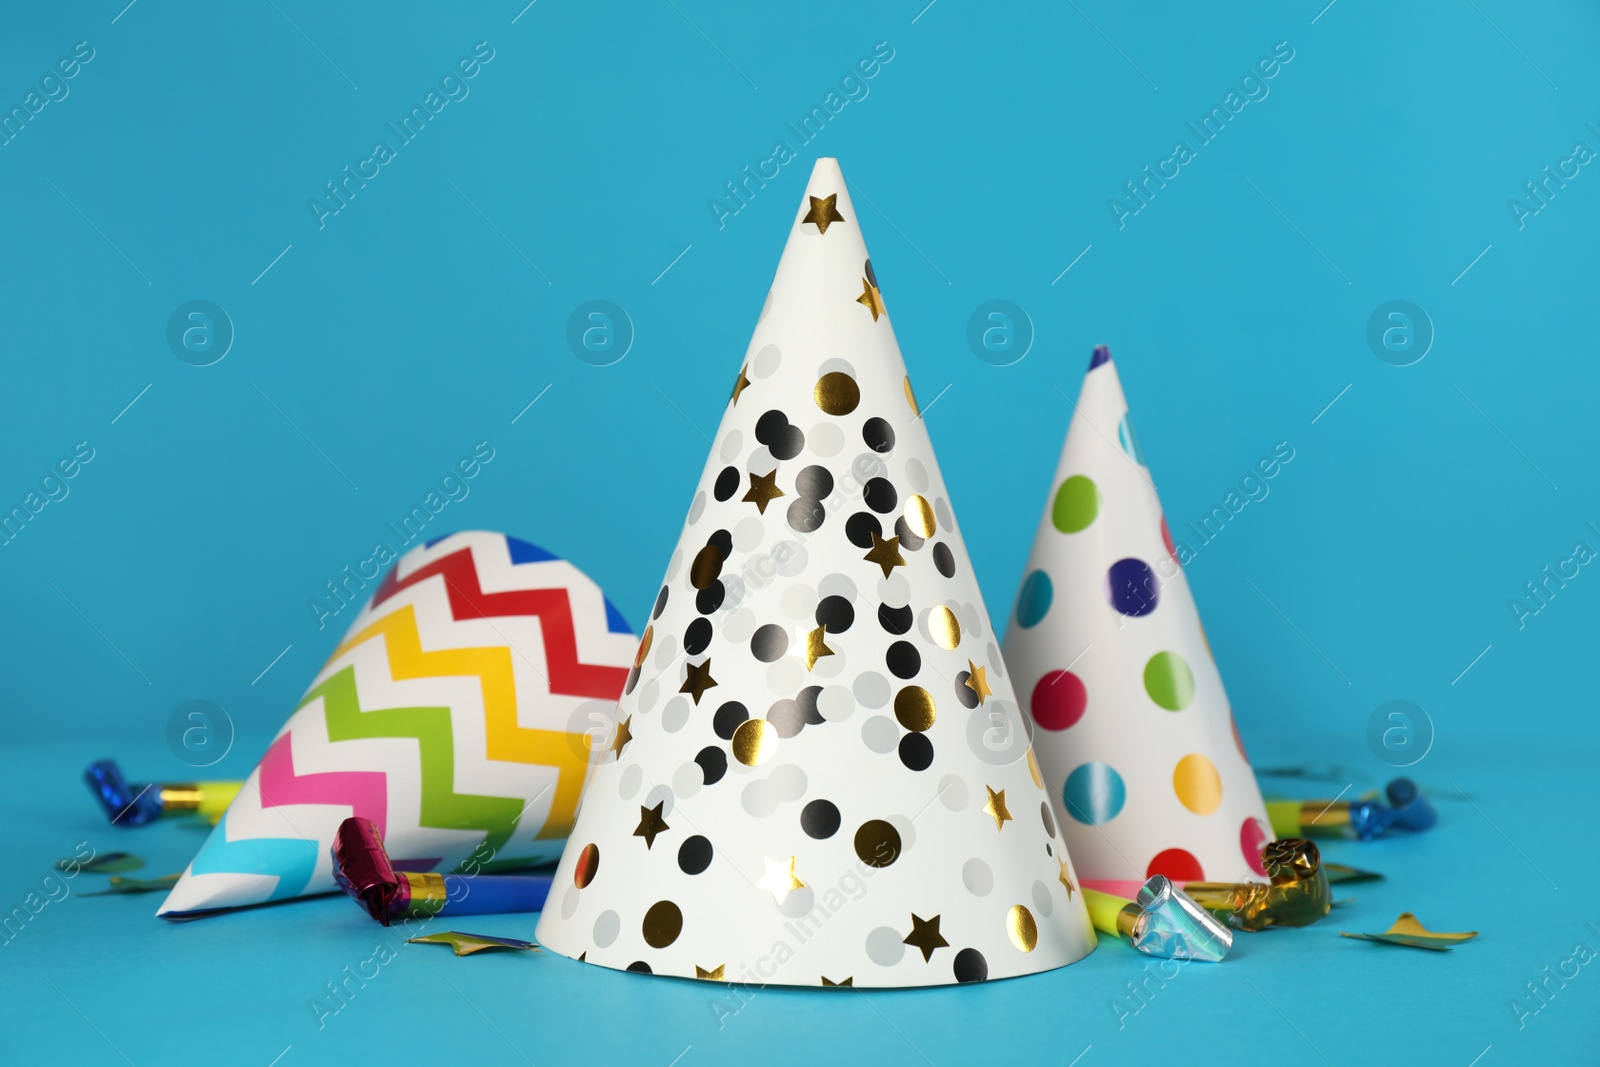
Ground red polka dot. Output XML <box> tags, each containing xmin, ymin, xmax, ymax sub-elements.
<box><xmin>1160</xmin><ymin>515</ymin><xmax>1179</xmax><ymax>565</ymax></box>
<box><xmin>1240</xmin><ymin>818</ymin><xmax>1270</xmax><ymax>877</ymax></box>
<box><xmin>1230</xmin><ymin>714</ymin><xmax>1250</xmax><ymax>762</ymax></box>
<box><xmin>1031</xmin><ymin>671</ymin><xmax>1087</xmax><ymax>731</ymax></box>
<box><xmin>1147</xmin><ymin>848</ymin><xmax>1204</xmax><ymax>882</ymax></box>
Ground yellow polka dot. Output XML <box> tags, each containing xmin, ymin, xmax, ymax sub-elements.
<box><xmin>1173</xmin><ymin>753</ymin><xmax>1223</xmax><ymax>815</ymax></box>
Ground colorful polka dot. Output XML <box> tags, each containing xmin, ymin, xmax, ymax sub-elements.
<box><xmin>1143</xmin><ymin>651</ymin><xmax>1194</xmax><ymax>711</ymax></box>
<box><xmin>1107</xmin><ymin>558</ymin><xmax>1158</xmax><ymax>616</ymax></box>
<box><xmin>1230</xmin><ymin>714</ymin><xmax>1250</xmax><ymax>762</ymax></box>
<box><xmin>1014</xmin><ymin>570</ymin><xmax>1052</xmax><ymax>629</ymax></box>
<box><xmin>1087</xmin><ymin>345</ymin><xmax>1111</xmax><ymax>370</ymax></box>
<box><xmin>1030</xmin><ymin>671</ymin><xmax>1086</xmax><ymax>731</ymax></box>
<box><xmin>1240</xmin><ymin>817</ymin><xmax>1270</xmax><ymax>877</ymax></box>
<box><xmin>1160</xmin><ymin>515</ymin><xmax>1178</xmax><ymax>562</ymax></box>
<box><xmin>1051</xmin><ymin>476</ymin><xmax>1099</xmax><ymax>534</ymax></box>
<box><xmin>1146</xmin><ymin>848</ymin><xmax>1204</xmax><ymax>882</ymax></box>
<box><xmin>1173</xmin><ymin>753</ymin><xmax>1223</xmax><ymax>814</ymax></box>
<box><xmin>1062</xmin><ymin>762</ymin><xmax>1125</xmax><ymax>825</ymax></box>
<box><xmin>1117</xmin><ymin>412</ymin><xmax>1146</xmax><ymax>466</ymax></box>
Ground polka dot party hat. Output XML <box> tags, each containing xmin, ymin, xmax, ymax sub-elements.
<box><xmin>1002</xmin><ymin>350</ymin><xmax>1272</xmax><ymax>889</ymax></box>
<box><xmin>535</xmin><ymin>159</ymin><xmax>1096</xmax><ymax>987</ymax></box>
<box><xmin>158</xmin><ymin>531</ymin><xmax>637</xmax><ymax>917</ymax></box>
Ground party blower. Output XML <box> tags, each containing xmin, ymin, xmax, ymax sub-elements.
<box><xmin>1183</xmin><ymin>838</ymin><xmax>1331</xmax><ymax>931</ymax></box>
<box><xmin>1265</xmin><ymin>778</ymin><xmax>1436</xmax><ymax>841</ymax></box>
<box><xmin>84</xmin><ymin>760</ymin><xmax>240</xmax><ymax>827</ymax></box>
<box><xmin>331</xmin><ymin>817</ymin><xmax>550</xmax><ymax>926</ymax></box>
<box><xmin>1081</xmin><ymin>875</ymin><xmax>1232</xmax><ymax>961</ymax></box>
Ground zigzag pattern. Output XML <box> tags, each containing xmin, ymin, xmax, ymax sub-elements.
<box><xmin>183</xmin><ymin>810</ymin><xmax>320</xmax><ymax>903</ymax></box>
<box><xmin>369</xmin><ymin>543</ymin><xmax>630</xmax><ymax>701</ymax></box>
<box><xmin>331</xmin><ymin>604</ymin><xmax>586</xmax><ymax>840</ymax></box>
<box><xmin>307</xmin><ymin>664</ymin><xmax>527</xmax><ymax>854</ymax></box>
<box><xmin>258</xmin><ymin>731</ymin><xmax>389</xmax><ymax>836</ymax></box>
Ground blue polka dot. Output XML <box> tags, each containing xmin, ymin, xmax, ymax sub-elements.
<box><xmin>1088</xmin><ymin>345</ymin><xmax>1111</xmax><ymax>371</ymax></box>
<box><xmin>1117</xmin><ymin>413</ymin><xmax>1146</xmax><ymax>466</ymax></box>
<box><xmin>1014</xmin><ymin>570</ymin><xmax>1053</xmax><ymax>629</ymax></box>
<box><xmin>1107</xmin><ymin>557</ymin><xmax>1159</xmax><ymax>617</ymax></box>
<box><xmin>1063</xmin><ymin>762</ymin><xmax>1126</xmax><ymax>825</ymax></box>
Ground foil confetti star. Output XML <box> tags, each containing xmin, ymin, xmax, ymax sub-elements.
<box><xmin>408</xmin><ymin>931</ymin><xmax>541</xmax><ymax>956</ymax></box>
<box><xmin>1340</xmin><ymin>913</ymin><xmax>1478</xmax><ymax>952</ymax></box>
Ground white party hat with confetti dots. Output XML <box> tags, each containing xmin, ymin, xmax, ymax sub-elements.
<box><xmin>1002</xmin><ymin>349</ymin><xmax>1272</xmax><ymax>889</ymax></box>
<box><xmin>536</xmin><ymin>159</ymin><xmax>1095</xmax><ymax>987</ymax></box>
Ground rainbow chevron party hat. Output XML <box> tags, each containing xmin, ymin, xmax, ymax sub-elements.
<box><xmin>535</xmin><ymin>159</ymin><xmax>1096</xmax><ymax>987</ymax></box>
<box><xmin>1002</xmin><ymin>349</ymin><xmax>1272</xmax><ymax>887</ymax></box>
<box><xmin>158</xmin><ymin>530</ymin><xmax>637</xmax><ymax>916</ymax></box>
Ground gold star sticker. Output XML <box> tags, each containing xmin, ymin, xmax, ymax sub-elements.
<box><xmin>743</xmin><ymin>469</ymin><xmax>784</xmax><ymax>514</ymax></box>
<box><xmin>731</xmin><ymin>363</ymin><xmax>751</xmax><ymax>405</ymax></box>
<box><xmin>902</xmin><ymin>913</ymin><xmax>949</xmax><ymax>962</ymax></box>
<box><xmin>608</xmin><ymin>714</ymin><xmax>633</xmax><ymax>758</ymax></box>
<box><xmin>862</xmin><ymin>531</ymin><xmax>906</xmax><ymax>578</ymax></box>
<box><xmin>964</xmin><ymin>662</ymin><xmax>992</xmax><ymax>705</ymax></box>
<box><xmin>634</xmin><ymin>801</ymin><xmax>670</xmax><ymax>849</ymax></box>
<box><xmin>820</xmin><ymin>976</ymin><xmax>854</xmax><ymax>987</ymax></box>
<box><xmin>695</xmin><ymin>964</ymin><xmax>726</xmax><ymax>980</ymax></box>
<box><xmin>982</xmin><ymin>785</ymin><xmax>1013</xmax><ymax>832</ymax></box>
<box><xmin>1057</xmin><ymin>857</ymin><xmax>1076</xmax><ymax>900</ymax></box>
<box><xmin>757</xmin><ymin>855</ymin><xmax>805</xmax><ymax>905</ymax></box>
<box><xmin>856</xmin><ymin>276</ymin><xmax>886</xmax><ymax>321</ymax></box>
<box><xmin>802</xmin><ymin>193</ymin><xmax>845</xmax><ymax>234</ymax></box>
<box><xmin>407</xmin><ymin>931</ymin><xmax>540</xmax><ymax>956</ymax></box>
<box><xmin>803</xmin><ymin>625</ymin><xmax>834</xmax><ymax>670</ymax></box>
<box><xmin>680</xmin><ymin>658</ymin><xmax>717</xmax><ymax>705</ymax></box>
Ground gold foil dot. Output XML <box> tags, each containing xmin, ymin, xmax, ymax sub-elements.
<box><xmin>732</xmin><ymin>719</ymin><xmax>777</xmax><ymax>766</ymax></box>
<box><xmin>633</xmin><ymin>625</ymin><xmax>653</xmax><ymax>669</ymax></box>
<box><xmin>903</xmin><ymin>375</ymin><xmax>919</xmax><ymax>415</ymax></box>
<box><xmin>853</xmin><ymin>819</ymin><xmax>902</xmax><ymax>868</ymax></box>
<box><xmin>1007</xmin><ymin>904</ymin><xmax>1038</xmax><ymax>952</ymax></box>
<box><xmin>642</xmin><ymin>900</ymin><xmax>683</xmax><ymax>948</ymax></box>
<box><xmin>574</xmin><ymin>843</ymin><xmax>599</xmax><ymax>888</ymax></box>
<box><xmin>929</xmin><ymin>606</ymin><xmax>961</xmax><ymax>651</ymax></box>
<box><xmin>1027</xmin><ymin>748</ymin><xmax>1044</xmax><ymax>790</ymax></box>
<box><xmin>904</xmin><ymin>494</ymin><xmax>936</xmax><ymax>538</ymax></box>
<box><xmin>689</xmin><ymin>546</ymin><xmax>722</xmax><ymax>590</ymax></box>
<box><xmin>894</xmin><ymin>686</ymin><xmax>936</xmax><ymax>732</ymax></box>
<box><xmin>814</xmin><ymin>372</ymin><xmax>861</xmax><ymax>416</ymax></box>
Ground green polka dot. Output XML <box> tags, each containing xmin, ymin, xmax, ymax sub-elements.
<box><xmin>1143</xmin><ymin>652</ymin><xmax>1195</xmax><ymax>711</ymax></box>
<box><xmin>1052</xmin><ymin>475</ymin><xmax>1099</xmax><ymax>534</ymax></box>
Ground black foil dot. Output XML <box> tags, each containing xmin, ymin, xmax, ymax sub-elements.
<box><xmin>801</xmin><ymin>799</ymin><xmax>842</xmax><ymax>839</ymax></box>
<box><xmin>714</xmin><ymin>466</ymin><xmax>740</xmax><ymax>502</ymax></box>
<box><xmin>898</xmin><ymin>732</ymin><xmax>934</xmax><ymax>771</ymax></box>
<box><xmin>886</xmin><ymin>641</ymin><xmax>921</xmax><ymax>679</ymax></box>
<box><xmin>815</xmin><ymin>595</ymin><xmax>855</xmax><ymax>633</ymax></box>
<box><xmin>712</xmin><ymin>702</ymin><xmax>749</xmax><ymax>740</ymax></box>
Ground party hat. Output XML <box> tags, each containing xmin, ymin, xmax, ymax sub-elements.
<box><xmin>535</xmin><ymin>159</ymin><xmax>1095</xmax><ymax>987</ymax></box>
<box><xmin>158</xmin><ymin>531</ymin><xmax>637</xmax><ymax>916</ymax></box>
<box><xmin>1002</xmin><ymin>349</ymin><xmax>1272</xmax><ymax>888</ymax></box>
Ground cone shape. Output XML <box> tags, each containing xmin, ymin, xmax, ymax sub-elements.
<box><xmin>1001</xmin><ymin>350</ymin><xmax>1272</xmax><ymax>888</ymax></box>
<box><xmin>158</xmin><ymin>531</ymin><xmax>637</xmax><ymax>916</ymax></box>
<box><xmin>536</xmin><ymin>159</ymin><xmax>1095</xmax><ymax>987</ymax></box>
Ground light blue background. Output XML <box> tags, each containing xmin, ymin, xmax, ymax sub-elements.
<box><xmin>3</xmin><ymin>1</ymin><xmax>1597</xmax><ymax>1063</ymax></box>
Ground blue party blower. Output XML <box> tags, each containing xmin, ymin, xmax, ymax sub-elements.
<box><xmin>330</xmin><ymin>817</ymin><xmax>550</xmax><ymax>926</ymax></box>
